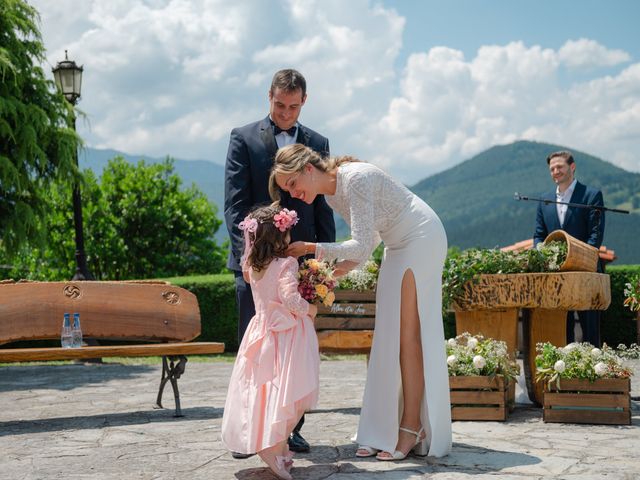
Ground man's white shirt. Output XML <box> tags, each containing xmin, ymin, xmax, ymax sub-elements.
<box><xmin>556</xmin><ymin>179</ymin><xmax>577</xmax><ymax>226</ymax></box>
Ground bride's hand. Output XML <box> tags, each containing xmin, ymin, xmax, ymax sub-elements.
<box><xmin>286</xmin><ymin>241</ymin><xmax>311</xmax><ymax>258</ymax></box>
<box><xmin>333</xmin><ymin>260</ymin><xmax>358</xmax><ymax>277</ymax></box>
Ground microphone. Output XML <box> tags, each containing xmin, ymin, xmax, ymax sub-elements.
<box><xmin>514</xmin><ymin>192</ymin><xmax>529</xmax><ymax>201</ymax></box>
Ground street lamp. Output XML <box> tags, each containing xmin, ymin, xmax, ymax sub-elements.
<box><xmin>53</xmin><ymin>51</ymin><xmax>93</xmax><ymax>281</ymax></box>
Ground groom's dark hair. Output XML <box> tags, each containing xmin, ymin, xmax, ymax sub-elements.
<box><xmin>271</xmin><ymin>69</ymin><xmax>307</xmax><ymax>97</ymax></box>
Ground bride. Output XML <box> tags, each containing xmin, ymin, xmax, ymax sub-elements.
<box><xmin>269</xmin><ymin>144</ymin><xmax>451</xmax><ymax>460</ymax></box>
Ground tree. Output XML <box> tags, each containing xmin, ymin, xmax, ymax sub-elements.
<box><xmin>2</xmin><ymin>157</ymin><xmax>228</xmax><ymax>280</ymax></box>
<box><xmin>0</xmin><ymin>0</ymin><xmax>80</xmax><ymax>254</ymax></box>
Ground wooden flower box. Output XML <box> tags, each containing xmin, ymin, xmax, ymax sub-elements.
<box><xmin>543</xmin><ymin>378</ymin><xmax>631</xmax><ymax>425</ymax></box>
<box><xmin>315</xmin><ymin>289</ymin><xmax>376</xmax><ymax>354</ymax></box>
<box><xmin>449</xmin><ymin>375</ymin><xmax>513</xmax><ymax>421</ymax></box>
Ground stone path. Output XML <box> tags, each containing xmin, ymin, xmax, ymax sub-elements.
<box><xmin>0</xmin><ymin>359</ymin><xmax>638</xmax><ymax>479</ymax></box>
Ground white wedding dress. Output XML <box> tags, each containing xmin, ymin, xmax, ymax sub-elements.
<box><xmin>316</xmin><ymin>161</ymin><xmax>452</xmax><ymax>457</ymax></box>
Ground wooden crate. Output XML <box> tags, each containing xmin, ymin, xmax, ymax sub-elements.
<box><xmin>543</xmin><ymin>378</ymin><xmax>631</xmax><ymax>425</ymax></box>
<box><xmin>449</xmin><ymin>375</ymin><xmax>511</xmax><ymax>421</ymax></box>
<box><xmin>315</xmin><ymin>289</ymin><xmax>375</xmax><ymax>354</ymax></box>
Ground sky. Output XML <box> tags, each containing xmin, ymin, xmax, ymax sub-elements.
<box><xmin>29</xmin><ymin>0</ymin><xmax>640</xmax><ymax>184</ymax></box>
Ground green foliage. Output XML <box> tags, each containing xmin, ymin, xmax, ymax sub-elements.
<box><xmin>0</xmin><ymin>0</ymin><xmax>80</xmax><ymax>254</ymax></box>
<box><xmin>1</xmin><ymin>157</ymin><xmax>227</xmax><ymax>280</ymax></box>
<box><xmin>623</xmin><ymin>273</ymin><xmax>640</xmax><ymax>312</ymax></box>
<box><xmin>442</xmin><ymin>242</ymin><xmax>567</xmax><ymax>313</ymax></box>
<box><xmin>166</xmin><ymin>273</ymin><xmax>239</xmax><ymax>351</ymax></box>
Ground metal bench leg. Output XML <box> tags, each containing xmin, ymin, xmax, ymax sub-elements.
<box><xmin>156</xmin><ymin>355</ymin><xmax>188</xmax><ymax>417</ymax></box>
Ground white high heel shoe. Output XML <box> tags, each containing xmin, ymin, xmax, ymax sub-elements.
<box><xmin>376</xmin><ymin>426</ymin><xmax>427</xmax><ymax>461</ymax></box>
<box><xmin>355</xmin><ymin>445</ymin><xmax>380</xmax><ymax>457</ymax></box>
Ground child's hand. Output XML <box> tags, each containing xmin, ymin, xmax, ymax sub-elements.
<box><xmin>308</xmin><ymin>303</ymin><xmax>318</xmax><ymax>319</ymax></box>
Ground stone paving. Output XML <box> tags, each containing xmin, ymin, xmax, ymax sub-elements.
<box><xmin>0</xmin><ymin>358</ymin><xmax>638</xmax><ymax>480</ymax></box>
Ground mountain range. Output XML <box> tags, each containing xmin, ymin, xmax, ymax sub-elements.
<box><xmin>80</xmin><ymin>141</ymin><xmax>640</xmax><ymax>263</ymax></box>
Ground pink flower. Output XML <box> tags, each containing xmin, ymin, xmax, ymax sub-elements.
<box><xmin>273</xmin><ymin>208</ymin><xmax>299</xmax><ymax>232</ymax></box>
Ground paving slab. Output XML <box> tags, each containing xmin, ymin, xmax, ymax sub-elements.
<box><xmin>0</xmin><ymin>359</ymin><xmax>638</xmax><ymax>480</ymax></box>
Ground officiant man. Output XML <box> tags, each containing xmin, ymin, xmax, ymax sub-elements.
<box><xmin>224</xmin><ymin>69</ymin><xmax>335</xmax><ymax>456</ymax></box>
<box><xmin>533</xmin><ymin>150</ymin><xmax>605</xmax><ymax>347</ymax></box>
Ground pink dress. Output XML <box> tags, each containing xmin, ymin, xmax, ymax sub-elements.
<box><xmin>221</xmin><ymin>256</ymin><xmax>320</xmax><ymax>454</ymax></box>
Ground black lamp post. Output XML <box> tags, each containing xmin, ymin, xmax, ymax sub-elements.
<box><xmin>53</xmin><ymin>51</ymin><xmax>94</xmax><ymax>281</ymax></box>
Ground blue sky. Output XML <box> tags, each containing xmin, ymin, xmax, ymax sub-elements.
<box><xmin>30</xmin><ymin>0</ymin><xmax>640</xmax><ymax>183</ymax></box>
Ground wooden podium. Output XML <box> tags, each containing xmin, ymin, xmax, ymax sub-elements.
<box><xmin>453</xmin><ymin>272</ymin><xmax>611</xmax><ymax>405</ymax></box>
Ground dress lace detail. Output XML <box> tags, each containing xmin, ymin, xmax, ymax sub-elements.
<box><xmin>278</xmin><ymin>257</ymin><xmax>309</xmax><ymax>317</ymax></box>
<box><xmin>316</xmin><ymin>162</ymin><xmax>414</xmax><ymax>265</ymax></box>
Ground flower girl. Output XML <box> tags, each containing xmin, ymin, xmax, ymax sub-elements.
<box><xmin>221</xmin><ymin>203</ymin><xmax>319</xmax><ymax>479</ymax></box>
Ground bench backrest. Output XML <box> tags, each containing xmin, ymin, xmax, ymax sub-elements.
<box><xmin>0</xmin><ymin>281</ymin><xmax>200</xmax><ymax>345</ymax></box>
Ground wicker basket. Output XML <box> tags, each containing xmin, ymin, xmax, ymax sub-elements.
<box><xmin>544</xmin><ymin>230</ymin><xmax>599</xmax><ymax>272</ymax></box>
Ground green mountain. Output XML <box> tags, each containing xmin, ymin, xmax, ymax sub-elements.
<box><xmin>410</xmin><ymin>140</ymin><xmax>640</xmax><ymax>263</ymax></box>
<box><xmin>82</xmin><ymin>142</ymin><xmax>640</xmax><ymax>264</ymax></box>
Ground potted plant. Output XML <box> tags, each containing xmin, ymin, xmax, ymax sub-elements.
<box><xmin>315</xmin><ymin>259</ymin><xmax>379</xmax><ymax>354</ymax></box>
<box><xmin>535</xmin><ymin>342</ymin><xmax>633</xmax><ymax>425</ymax></box>
<box><xmin>446</xmin><ymin>332</ymin><xmax>520</xmax><ymax>421</ymax></box>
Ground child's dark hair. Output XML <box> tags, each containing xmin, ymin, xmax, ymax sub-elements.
<box><xmin>245</xmin><ymin>203</ymin><xmax>290</xmax><ymax>272</ymax></box>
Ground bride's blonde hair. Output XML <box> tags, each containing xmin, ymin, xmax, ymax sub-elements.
<box><xmin>269</xmin><ymin>144</ymin><xmax>358</xmax><ymax>201</ymax></box>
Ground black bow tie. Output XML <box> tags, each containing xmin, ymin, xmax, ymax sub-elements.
<box><xmin>273</xmin><ymin>124</ymin><xmax>297</xmax><ymax>136</ymax></box>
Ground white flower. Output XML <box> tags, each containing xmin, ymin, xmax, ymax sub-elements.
<box><xmin>554</xmin><ymin>360</ymin><xmax>566</xmax><ymax>373</ymax></box>
<box><xmin>473</xmin><ymin>355</ymin><xmax>486</xmax><ymax>369</ymax></box>
<box><xmin>447</xmin><ymin>355</ymin><xmax>457</xmax><ymax>366</ymax></box>
<box><xmin>447</xmin><ymin>338</ymin><xmax>457</xmax><ymax>347</ymax></box>
<box><xmin>562</xmin><ymin>343</ymin><xmax>577</xmax><ymax>353</ymax></box>
<box><xmin>467</xmin><ymin>338</ymin><xmax>478</xmax><ymax>350</ymax></box>
<box><xmin>594</xmin><ymin>362</ymin><xmax>607</xmax><ymax>376</ymax></box>
<box><xmin>590</xmin><ymin>348</ymin><xmax>602</xmax><ymax>357</ymax></box>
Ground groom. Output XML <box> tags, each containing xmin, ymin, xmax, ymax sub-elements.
<box><xmin>224</xmin><ymin>69</ymin><xmax>335</xmax><ymax>456</ymax></box>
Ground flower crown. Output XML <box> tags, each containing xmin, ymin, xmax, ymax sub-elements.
<box><xmin>238</xmin><ymin>208</ymin><xmax>299</xmax><ymax>234</ymax></box>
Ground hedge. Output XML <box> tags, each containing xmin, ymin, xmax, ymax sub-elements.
<box><xmin>169</xmin><ymin>265</ymin><xmax>639</xmax><ymax>353</ymax></box>
<box><xmin>601</xmin><ymin>264</ymin><xmax>640</xmax><ymax>346</ymax></box>
<box><xmin>164</xmin><ymin>273</ymin><xmax>239</xmax><ymax>351</ymax></box>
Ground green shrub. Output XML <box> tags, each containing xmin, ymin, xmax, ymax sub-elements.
<box><xmin>602</xmin><ymin>264</ymin><xmax>640</xmax><ymax>347</ymax></box>
<box><xmin>165</xmin><ymin>273</ymin><xmax>238</xmax><ymax>351</ymax></box>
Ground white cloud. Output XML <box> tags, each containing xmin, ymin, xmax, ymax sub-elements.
<box><xmin>559</xmin><ymin>38</ymin><xmax>631</xmax><ymax>69</ymax></box>
<box><xmin>369</xmin><ymin>40</ymin><xmax>640</xmax><ymax>181</ymax></box>
<box><xmin>29</xmin><ymin>1</ymin><xmax>640</xmax><ymax>182</ymax></box>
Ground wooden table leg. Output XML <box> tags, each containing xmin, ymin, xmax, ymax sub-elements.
<box><xmin>454</xmin><ymin>308</ymin><xmax>519</xmax><ymax>357</ymax></box>
<box><xmin>524</xmin><ymin>308</ymin><xmax>567</xmax><ymax>405</ymax></box>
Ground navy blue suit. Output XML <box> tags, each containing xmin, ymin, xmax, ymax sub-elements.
<box><xmin>224</xmin><ymin>115</ymin><xmax>336</xmax><ymax>341</ymax></box>
<box><xmin>533</xmin><ymin>181</ymin><xmax>605</xmax><ymax>346</ymax></box>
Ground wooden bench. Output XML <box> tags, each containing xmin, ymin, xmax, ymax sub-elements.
<box><xmin>315</xmin><ymin>289</ymin><xmax>376</xmax><ymax>354</ymax></box>
<box><xmin>0</xmin><ymin>280</ymin><xmax>224</xmax><ymax>416</ymax></box>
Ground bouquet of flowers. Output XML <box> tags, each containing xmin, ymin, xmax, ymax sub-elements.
<box><xmin>535</xmin><ymin>342</ymin><xmax>633</xmax><ymax>388</ymax></box>
<box><xmin>445</xmin><ymin>332</ymin><xmax>520</xmax><ymax>382</ymax></box>
<box><xmin>337</xmin><ymin>260</ymin><xmax>380</xmax><ymax>292</ymax></box>
<box><xmin>298</xmin><ymin>259</ymin><xmax>337</xmax><ymax>307</ymax></box>
<box><xmin>623</xmin><ymin>274</ymin><xmax>640</xmax><ymax>312</ymax></box>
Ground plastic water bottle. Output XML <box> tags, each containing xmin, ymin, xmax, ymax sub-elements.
<box><xmin>71</xmin><ymin>312</ymin><xmax>83</xmax><ymax>348</ymax></box>
<box><xmin>61</xmin><ymin>313</ymin><xmax>72</xmax><ymax>348</ymax></box>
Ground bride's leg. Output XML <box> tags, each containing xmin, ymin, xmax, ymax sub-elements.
<box><xmin>377</xmin><ymin>269</ymin><xmax>425</xmax><ymax>458</ymax></box>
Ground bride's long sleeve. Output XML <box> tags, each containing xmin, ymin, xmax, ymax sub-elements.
<box><xmin>316</xmin><ymin>173</ymin><xmax>381</xmax><ymax>266</ymax></box>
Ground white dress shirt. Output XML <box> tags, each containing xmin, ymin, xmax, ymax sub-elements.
<box><xmin>556</xmin><ymin>178</ymin><xmax>577</xmax><ymax>226</ymax></box>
